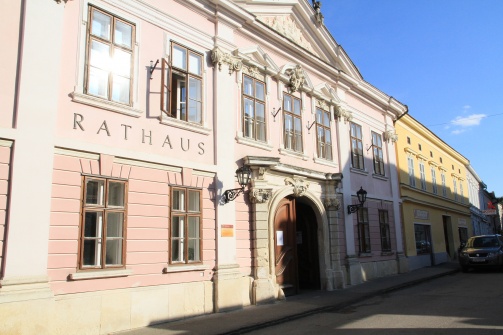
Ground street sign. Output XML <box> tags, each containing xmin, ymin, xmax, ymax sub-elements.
<box><xmin>483</xmin><ymin>209</ymin><xmax>497</xmax><ymax>215</ymax></box>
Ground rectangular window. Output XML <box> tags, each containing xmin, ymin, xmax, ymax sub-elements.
<box><xmin>170</xmin><ymin>188</ymin><xmax>202</xmax><ymax>264</ymax></box>
<box><xmin>441</xmin><ymin>173</ymin><xmax>447</xmax><ymax>197</ymax></box>
<box><xmin>161</xmin><ymin>43</ymin><xmax>203</xmax><ymax>124</ymax></box>
<box><xmin>242</xmin><ymin>75</ymin><xmax>266</xmax><ymax>141</ymax></box>
<box><xmin>379</xmin><ymin>210</ymin><xmax>391</xmax><ymax>252</ymax></box>
<box><xmin>431</xmin><ymin>167</ymin><xmax>438</xmax><ymax>194</ymax></box>
<box><xmin>316</xmin><ymin>107</ymin><xmax>332</xmax><ymax>160</ymax></box>
<box><xmin>80</xmin><ymin>177</ymin><xmax>127</xmax><ymax>269</ymax></box>
<box><xmin>358</xmin><ymin>208</ymin><xmax>370</xmax><ymax>253</ymax></box>
<box><xmin>85</xmin><ymin>6</ymin><xmax>135</xmax><ymax>105</ymax></box>
<box><xmin>283</xmin><ymin>93</ymin><xmax>303</xmax><ymax>152</ymax></box>
<box><xmin>350</xmin><ymin>123</ymin><xmax>364</xmax><ymax>170</ymax></box>
<box><xmin>419</xmin><ymin>161</ymin><xmax>426</xmax><ymax>191</ymax></box>
<box><xmin>371</xmin><ymin>131</ymin><xmax>384</xmax><ymax>175</ymax></box>
<box><xmin>415</xmin><ymin>224</ymin><xmax>431</xmax><ymax>254</ymax></box>
<box><xmin>453</xmin><ymin>178</ymin><xmax>458</xmax><ymax>201</ymax></box>
<box><xmin>407</xmin><ymin>156</ymin><xmax>416</xmax><ymax>187</ymax></box>
<box><xmin>460</xmin><ymin>183</ymin><xmax>464</xmax><ymax>203</ymax></box>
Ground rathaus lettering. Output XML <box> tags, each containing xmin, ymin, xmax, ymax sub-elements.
<box><xmin>73</xmin><ymin>113</ymin><xmax>205</xmax><ymax>155</ymax></box>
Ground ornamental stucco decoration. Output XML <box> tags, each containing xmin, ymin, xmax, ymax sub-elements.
<box><xmin>383</xmin><ymin>127</ymin><xmax>398</xmax><ymax>143</ymax></box>
<box><xmin>257</xmin><ymin>167</ymin><xmax>267</xmax><ymax>180</ymax></box>
<box><xmin>258</xmin><ymin>16</ymin><xmax>315</xmax><ymax>53</ymax></box>
<box><xmin>284</xmin><ymin>177</ymin><xmax>310</xmax><ymax>198</ymax></box>
<box><xmin>334</xmin><ymin>104</ymin><xmax>352</xmax><ymax>123</ymax></box>
<box><xmin>286</xmin><ymin>65</ymin><xmax>305</xmax><ymax>93</ymax></box>
<box><xmin>334</xmin><ymin>104</ymin><xmax>344</xmax><ymax>120</ymax></box>
<box><xmin>249</xmin><ymin>188</ymin><xmax>272</xmax><ymax>204</ymax></box>
<box><xmin>317</xmin><ymin>99</ymin><xmax>328</xmax><ymax>111</ymax></box>
<box><xmin>243</xmin><ymin>65</ymin><xmax>263</xmax><ymax>81</ymax></box>
<box><xmin>323</xmin><ymin>197</ymin><xmax>341</xmax><ymax>210</ymax></box>
<box><xmin>211</xmin><ymin>47</ymin><xmax>242</xmax><ymax>75</ymax></box>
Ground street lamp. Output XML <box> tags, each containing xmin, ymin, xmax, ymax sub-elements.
<box><xmin>222</xmin><ymin>165</ymin><xmax>252</xmax><ymax>203</ymax></box>
<box><xmin>347</xmin><ymin>187</ymin><xmax>367</xmax><ymax>214</ymax></box>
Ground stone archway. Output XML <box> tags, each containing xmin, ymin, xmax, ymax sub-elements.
<box><xmin>266</xmin><ymin>182</ymin><xmax>333</xmax><ymax>297</ymax></box>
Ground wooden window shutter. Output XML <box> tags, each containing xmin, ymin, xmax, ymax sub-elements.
<box><xmin>161</xmin><ymin>58</ymin><xmax>172</xmax><ymax>116</ymax></box>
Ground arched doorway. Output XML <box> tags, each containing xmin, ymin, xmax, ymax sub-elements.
<box><xmin>274</xmin><ymin>197</ymin><xmax>320</xmax><ymax>296</ymax></box>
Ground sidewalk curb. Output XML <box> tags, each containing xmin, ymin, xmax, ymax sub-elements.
<box><xmin>220</xmin><ymin>268</ymin><xmax>459</xmax><ymax>335</ymax></box>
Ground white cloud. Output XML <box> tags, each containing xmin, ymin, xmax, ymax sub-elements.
<box><xmin>463</xmin><ymin>105</ymin><xmax>471</xmax><ymax>111</ymax></box>
<box><xmin>451</xmin><ymin>129</ymin><xmax>466</xmax><ymax>135</ymax></box>
<box><xmin>451</xmin><ymin>114</ymin><xmax>487</xmax><ymax>127</ymax></box>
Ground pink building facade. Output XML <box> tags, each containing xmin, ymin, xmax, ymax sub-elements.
<box><xmin>0</xmin><ymin>1</ymin><xmax>407</xmax><ymax>333</ymax></box>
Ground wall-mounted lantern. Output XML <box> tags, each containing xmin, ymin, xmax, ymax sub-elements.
<box><xmin>222</xmin><ymin>165</ymin><xmax>252</xmax><ymax>203</ymax></box>
<box><xmin>347</xmin><ymin>187</ymin><xmax>367</xmax><ymax>214</ymax></box>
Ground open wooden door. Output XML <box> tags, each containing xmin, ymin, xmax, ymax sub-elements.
<box><xmin>274</xmin><ymin>197</ymin><xmax>298</xmax><ymax>296</ymax></box>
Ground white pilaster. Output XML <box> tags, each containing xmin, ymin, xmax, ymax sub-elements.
<box><xmin>2</xmin><ymin>0</ymin><xmax>64</xmax><ymax>291</ymax></box>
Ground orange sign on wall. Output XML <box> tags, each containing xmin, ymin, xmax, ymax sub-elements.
<box><xmin>221</xmin><ymin>224</ymin><xmax>234</xmax><ymax>237</ymax></box>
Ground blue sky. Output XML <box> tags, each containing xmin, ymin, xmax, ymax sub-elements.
<box><xmin>322</xmin><ymin>0</ymin><xmax>503</xmax><ymax>197</ymax></box>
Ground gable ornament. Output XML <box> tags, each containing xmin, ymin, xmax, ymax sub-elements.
<box><xmin>285</xmin><ymin>177</ymin><xmax>310</xmax><ymax>198</ymax></box>
<box><xmin>211</xmin><ymin>47</ymin><xmax>242</xmax><ymax>75</ymax></box>
<box><xmin>312</xmin><ymin>1</ymin><xmax>324</xmax><ymax>25</ymax></box>
<box><xmin>258</xmin><ymin>16</ymin><xmax>315</xmax><ymax>53</ymax></box>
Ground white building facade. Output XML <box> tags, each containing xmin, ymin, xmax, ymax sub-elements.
<box><xmin>466</xmin><ymin>166</ymin><xmax>493</xmax><ymax>237</ymax></box>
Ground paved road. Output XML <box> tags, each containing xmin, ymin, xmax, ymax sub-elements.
<box><xmin>247</xmin><ymin>269</ymin><xmax>503</xmax><ymax>335</ymax></box>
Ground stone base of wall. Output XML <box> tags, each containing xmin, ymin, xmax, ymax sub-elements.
<box><xmin>0</xmin><ymin>281</ymin><xmax>214</xmax><ymax>335</ymax></box>
<box><xmin>345</xmin><ymin>258</ymin><xmax>406</xmax><ymax>286</ymax></box>
<box><xmin>360</xmin><ymin>259</ymin><xmax>398</xmax><ymax>282</ymax></box>
<box><xmin>408</xmin><ymin>252</ymin><xmax>449</xmax><ymax>271</ymax></box>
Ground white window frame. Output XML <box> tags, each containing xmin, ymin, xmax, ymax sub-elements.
<box><xmin>72</xmin><ymin>1</ymin><xmax>143</xmax><ymax>117</ymax></box>
<box><xmin>159</xmin><ymin>38</ymin><xmax>211</xmax><ymax>135</ymax></box>
<box><xmin>419</xmin><ymin>161</ymin><xmax>426</xmax><ymax>191</ymax></box>
<box><xmin>431</xmin><ymin>167</ymin><xmax>438</xmax><ymax>194</ymax></box>
<box><xmin>441</xmin><ymin>172</ymin><xmax>447</xmax><ymax>197</ymax></box>
<box><xmin>408</xmin><ymin>156</ymin><xmax>416</xmax><ymax>187</ymax></box>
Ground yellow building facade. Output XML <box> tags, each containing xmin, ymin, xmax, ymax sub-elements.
<box><xmin>395</xmin><ymin>115</ymin><xmax>471</xmax><ymax>270</ymax></box>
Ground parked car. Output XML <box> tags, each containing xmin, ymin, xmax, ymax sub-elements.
<box><xmin>458</xmin><ymin>234</ymin><xmax>503</xmax><ymax>272</ymax></box>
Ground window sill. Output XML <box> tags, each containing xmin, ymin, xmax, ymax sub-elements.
<box><xmin>236</xmin><ymin>135</ymin><xmax>273</xmax><ymax>151</ymax></box>
<box><xmin>71</xmin><ymin>92</ymin><xmax>143</xmax><ymax>118</ymax></box>
<box><xmin>279</xmin><ymin>148</ymin><xmax>308</xmax><ymax>160</ymax></box>
<box><xmin>163</xmin><ymin>264</ymin><xmax>209</xmax><ymax>273</ymax></box>
<box><xmin>159</xmin><ymin>114</ymin><xmax>211</xmax><ymax>135</ymax></box>
<box><xmin>350</xmin><ymin>167</ymin><xmax>369</xmax><ymax>176</ymax></box>
<box><xmin>372</xmin><ymin>173</ymin><xmax>388</xmax><ymax>181</ymax></box>
<box><xmin>68</xmin><ymin>268</ymin><xmax>132</xmax><ymax>281</ymax></box>
<box><xmin>314</xmin><ymin>157</ymin><xmax>338</xmax><ymax>167</ymax></box>
<box><xmin>359</xmin><ymin>252</ymin><xmax>372</xmax><ymax>258</ymax></box>
<box><xmin>381</xmin><ymin>251</ymin><xmax>394</xmax><ymax>256</ymax></box>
